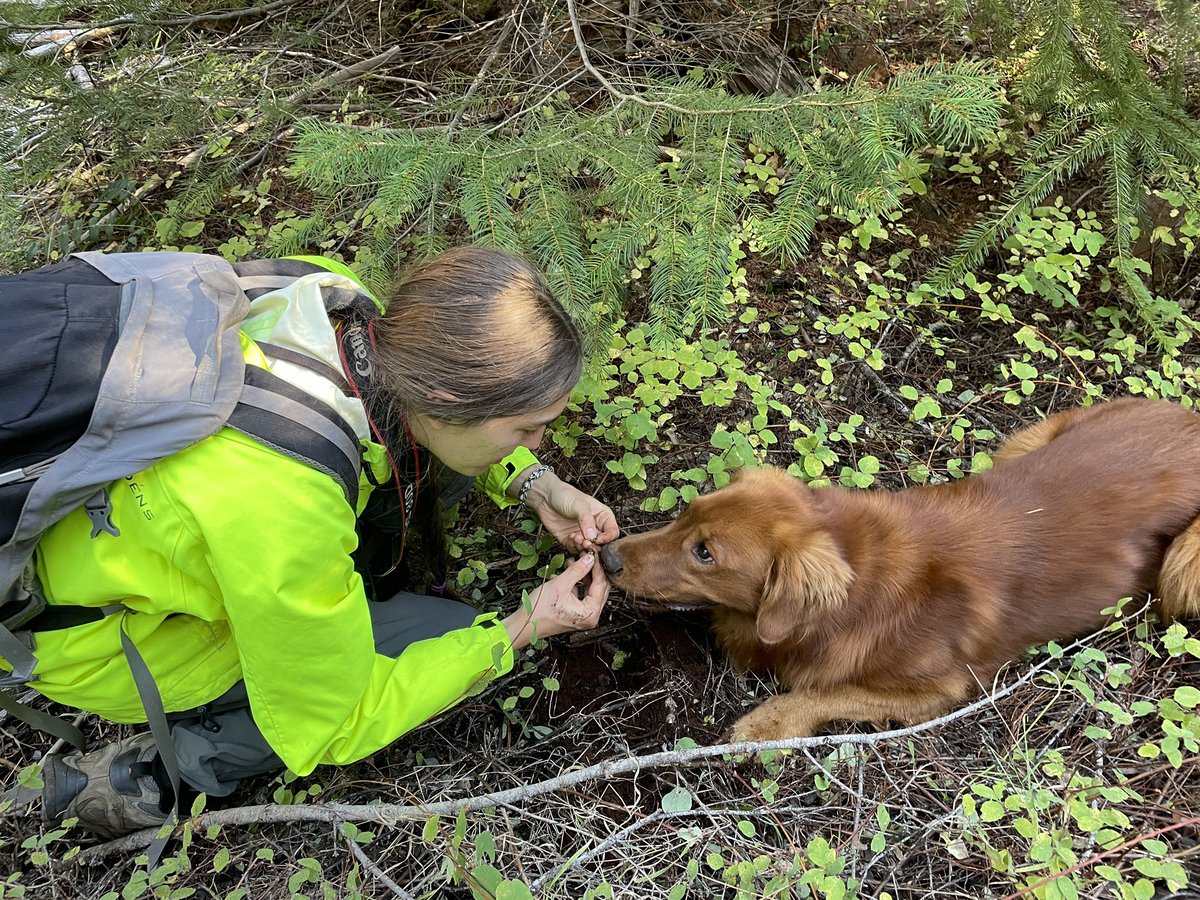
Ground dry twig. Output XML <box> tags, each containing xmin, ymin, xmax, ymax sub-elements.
<box><xmin>80</xmin><ymin>647</ymin><xmax>1063</xmax><ymax>860</ymax></box>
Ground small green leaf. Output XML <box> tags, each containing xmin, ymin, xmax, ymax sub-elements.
<box><xmin>16</xmin><ymin>764</ymin><xmax>43</xmax><ymax>791</ymax></box>
<box><xmin>469</xmin><ymin>864</ymin><xmax>504</xmax><ymax>897</ymax></box>
<box><xmin>857</xmin><ymin>455</ymin><xmax>880</xmax><ymax>474</ymax></box>
<box><xmin>1133</xmin><ymin>858</ymin><xmax>1165</xmax><ymax>878</ymax></box>
<box><xmin>661</xmin><ymin>786</ymin><xmax>693</xmax><ymax>813</ymax></box>
<box><xmin>980</xmin><ymin>800</ymin><xmax>1005</xmax><ymax>822</ymax></box>
<box><xmin>423</xmin><ymin>814</ymin><xmax>440</xmax><ymax>843</ymax></box>
<box><xmin>1173</xmin><ymin>685</ymin><xmax>1200</xmax><ymax>708</ymax></box>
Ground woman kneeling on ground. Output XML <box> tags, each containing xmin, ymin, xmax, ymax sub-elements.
<box><xmin>8</xmin><ymin>245</ymin><xmax>616</xmax><ymax>837</ymax></box>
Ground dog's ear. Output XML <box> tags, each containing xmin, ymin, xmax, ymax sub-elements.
<box><xmin>755</xmin><ymin>532</ymin><xmax>853</xmax><ymax>645</ymax></box>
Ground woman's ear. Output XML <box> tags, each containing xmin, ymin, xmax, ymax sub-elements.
<box><xmin>755</xmin><ymin>531</ymin><xmax>853</xmax><ymax>645</ymax></box>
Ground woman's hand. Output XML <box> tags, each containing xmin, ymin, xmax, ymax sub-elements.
<box><xmin>502</xmin><ymin>553</ymin><xmax>610</xmax><ymax>651</ymax></box>
<box><xmin>524</xmin><ymin>472</ymin><xmax>619</xmax><ymax>553</ymax></box>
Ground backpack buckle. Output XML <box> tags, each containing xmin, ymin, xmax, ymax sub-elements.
<box><xmin>84</xmin><ymin>488</ymin><xmax>121</xmax><ymax>539</ymax></box>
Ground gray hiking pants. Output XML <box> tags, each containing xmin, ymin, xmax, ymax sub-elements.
<box><xmin>169</xmin><ymin>591</ymin><xmax>478</xmax><ymax>796</ymax></box>
<box><xmin>169</xmin><ymin>468</ymin><xmax>480</xmax><ymax>796</ymax></box>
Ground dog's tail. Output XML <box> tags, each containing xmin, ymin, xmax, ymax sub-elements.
<box><xmin>1158</xmin><ymin>513</ymin><xmax>1200</xmax><ymax>625</ymax></box>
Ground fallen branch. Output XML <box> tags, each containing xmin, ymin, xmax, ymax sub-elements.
<box><xmin>1</xmin><ymin>0</ymin><xmax>301</xmax><ymax>32</ymax></box>
<box><xmin>447</xmin><ymin>9</ymin><xmax>519</xmax><ymax>133</ymax></box>
<box><xmin>78</xmin><ymin>120</ymin><xmax>257</xmax><ymax>243</ymax></box>
<box><xmin>526</xmin><ymin>803</ymin><xmax>819</xmax><ymax>893</ymax></box>
<box><xmin>531</xmin><ymin>809</ymin><xmax>667</xmax><ymax>892</ymax></box>
<box><xmin>7</xmin><ymin>26</ymin><xmax>115</xmax><ymax>57</ymax></box>
<box><xmin>79</xmin><ymin>656</ymin><xmax>1054</xmax><ymax>860</ymax></box>
<box><xmin>63</xmin><ymin>36</ymin><xmax>399</xmax><ymax>253</ymax></box>
<box><xmin>287</xmin><ymin>44</ymin><xmax>408</xmax><ymax>104</ymax></box>
<box><xmin>67</xmin><ymin>62</ymin><xmax>93</xmax><ymax>89</ymax></box>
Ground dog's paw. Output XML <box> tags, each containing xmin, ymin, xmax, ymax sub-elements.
<box><xmin>728</xmin><ymin>698</ymin><xmax>816</xmax><ymax>743</ymax></box>
<box><xmin>727</xmin><ymin>717</ymin><xmax>784</xmax><ymax>743</ymax></box>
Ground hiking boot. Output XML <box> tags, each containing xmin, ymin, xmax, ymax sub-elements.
<box><xmin>42</xmin><ymin>733</ymin><xmax>169</xmax><ymax>838</ymax></box>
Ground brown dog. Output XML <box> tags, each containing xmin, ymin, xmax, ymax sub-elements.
<box><xmin>600</xmin><ymin>398</ymin><xmax>1200</xmax><ymax>741</ymax></box>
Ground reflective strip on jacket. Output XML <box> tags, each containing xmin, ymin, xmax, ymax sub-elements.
<box><xmin>25</xmin><ymin>257</ymin><xmax>535</xmax><ymax>776</ymax></box>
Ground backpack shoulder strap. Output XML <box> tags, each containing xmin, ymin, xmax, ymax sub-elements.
<box><xmin>252</xmin><ymin>341</ymin><xmax>350</xmax><ymax>392</ymax></box>
<box><xmin>227</xmin><ymin>364</ymin><xmax>363</xmax><ymax>510</ymax></box>
<box><xmin>225</xmin><ymin>257</ymin><xmax>371</xmax><ymax>508</ymax></box>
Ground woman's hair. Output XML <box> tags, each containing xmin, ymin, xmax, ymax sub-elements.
<box><xmin>357</xmin><ymin>246</ymin><xmax>582</xmax><ymax>596</ymax></box>
<box><xmin>372</xmin><ymin>246</ymin><xmax>583</xmax><ymax>426</ymax></box>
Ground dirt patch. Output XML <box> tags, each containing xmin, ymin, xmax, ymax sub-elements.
<box><xmin>537</xmin><ymin>606</ymin><xmax>735</xmax><ymax>752</ymax></box>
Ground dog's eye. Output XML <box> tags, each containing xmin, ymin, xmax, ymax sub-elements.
<box><xmin>693</xmin><ymin>543</ymin><xmax>714</xmax><ymax>564</ymax></box>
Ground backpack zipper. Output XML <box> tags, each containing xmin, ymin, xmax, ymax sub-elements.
<box><xmin>0</xmin><ymin>455</ymin><xmax>61</xmax><ymax>486</ymax></box>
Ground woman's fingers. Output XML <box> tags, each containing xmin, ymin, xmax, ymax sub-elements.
<box><xmin>558</xmin><ymin>551</ymin><xmax>596</xmax><ymax>586</ymax></box>
<box><xmin>572</xmin><ymin>511</ymin><xmax>617</xmax><ymax>551</ymax></box>
<box><xmin>593</xmin><ymin>507</ymin><xmax>619</xmax><ymax>544</ymax></box>
<box><xmin>571</xmin><ymin>556</ymin><xmax>608</xmax><ymax>628</ymax></box>
<box><xmin>555</xmin><ymin>554</ymin><xmax>607</xmax><ymax>628</ymax></box>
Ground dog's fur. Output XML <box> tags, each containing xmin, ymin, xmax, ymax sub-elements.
<box><xmin>600</xmin><ymin>398</ymin><xmax>1200</xmax><ymax>740</ymax></box>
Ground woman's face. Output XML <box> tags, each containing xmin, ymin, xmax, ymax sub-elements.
<box><xmin>407</xmin><ymin>394</ymin><xmax>570</xmax><ymax>475</ymax></box>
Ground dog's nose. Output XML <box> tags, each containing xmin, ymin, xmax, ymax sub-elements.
<box><xmin>600</xmin><ymin>543</ymin><xmax>623</xmax><ymax>577</ymax></box>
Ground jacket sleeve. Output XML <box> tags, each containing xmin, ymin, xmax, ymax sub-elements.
<box><xmin>186</xmin><ymin>430</ymin><xmax>515</xmax><ymax>775</ymax></box>
<box><xmin>477</xmin><ymin>446</ymin><xmax>540</xmax><ymax>509</ymax></box>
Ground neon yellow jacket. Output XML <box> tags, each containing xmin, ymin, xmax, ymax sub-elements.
<box><xmin>26</xmin><ymin>258</ymin><xmax>532</xmax><ymax>776</ymax></box>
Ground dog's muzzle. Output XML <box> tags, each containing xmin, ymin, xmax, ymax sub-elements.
<box><xmin>599</xmin><ymin>542</ymin><xmax>624</xmax><ymax>578</ymax></box>
<box><xmin>601</xmin><ymin>543</ymin><xmax>714</xmax><ymax>612</ymax></box>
